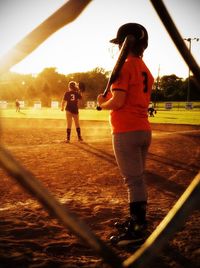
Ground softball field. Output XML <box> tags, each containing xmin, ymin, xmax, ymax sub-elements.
<box><xmin>0</xmin><ymin>113</ymin><xmax>199</xmax><ymax>267</ymax></box>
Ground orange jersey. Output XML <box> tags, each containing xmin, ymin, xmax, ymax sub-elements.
<box><xmin>110</xmin><ymin>55</ymin><xmax>154</xmax><ymax>133</ymax></box>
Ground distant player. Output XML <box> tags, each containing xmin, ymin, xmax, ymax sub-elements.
<box><xmin>15</xmin><ymin>99</ymin><xmax>20</xmax><ymax>112</ymax></box>
<box><xmin>61</xmin><ymin>81</ymin><xmax>83</xmax><ymax>143</ymax></box>
<box><xmin>148</xmin><ymin>102</ymin><xmax>156</xmax><ymax>117</ymax></box>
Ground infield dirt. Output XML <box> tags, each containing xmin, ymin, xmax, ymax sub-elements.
<box><xmin>0</xmin><ymin>118</ymin><xmax>199</xmax><ymax>267</ymax></box>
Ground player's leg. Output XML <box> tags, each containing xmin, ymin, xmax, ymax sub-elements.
<box><xmin>110</xmin><ymin>131</ymin><xmax>151</xmax><ymax>245</ymax></box>
<box><xmin>73</xmin><ymin>114</ymin><xmax>83</xmax><ymax>141</ymax></box>
<box><xmin>114</xmin><ymin>131</ymin><xmax>150</xmax><ymax>196</ymax></box>
<box><xmin>66</xmin><ymin>111</ymin><xmax>72</xmax><ymax>142</ymax></box>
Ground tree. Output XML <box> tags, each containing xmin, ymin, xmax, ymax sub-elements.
<box><xmin>7</xmin><ymin>67</ymin><xmax>199</xmax><ymax>105</ymax></box>
<box><xmin>85</xmin><ymin>67</ymin><xmax>109</xmax><ymax>100</ymax></box>
<box><xmin>66</xmin><ymin>67</ymin><xmax>109</xmax><ymax>104</ymax></box>
<box><xmin>0</xmin><ymin>72</ymin><xmax>34</xmax><ymax>101</ymax></box>
<box><xmin>36</xmin><ymin>67</ymin><xmax>67</xmax><ymax>102</ymax></box>
<box><xmin>158</xmin><ymin>74</ymin><xmax>185</xmax><ymax>101</ymax></box>
<box><xmin>41</xmin><ymin>83</ymin><xmax>51</xmax><ymax>107</ymax></box>
<box><xmin>25</xmin><ymin>85</ymin><xmax>37</xmax><ymax>103</ymax></box>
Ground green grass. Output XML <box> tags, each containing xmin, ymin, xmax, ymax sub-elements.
<box><xmin>148</xmin><ymin>110</ymin><xmax>200</xmax><ymax>125</ymax></box>
<box><xmin>1</xmin><ymin>108</ymin><xmax>200</xmax><ymax>125</ymax></box>
<box><xmin>0</xmin><ymin>108</ymin><xmax>110</xmax><ymax>121</ymax></box>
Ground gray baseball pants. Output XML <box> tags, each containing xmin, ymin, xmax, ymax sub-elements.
<box><xmin>112</xmin><ymin>130</ymin><xmax>151</xmax><ymax>203</ymax></box>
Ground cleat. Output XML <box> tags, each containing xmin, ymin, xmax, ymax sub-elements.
<box><xmin>110</xmin><ymin>220</ymin><xmax>147</xmax><ymax>247</ymax></box>
<box><xmin>110</xmin><ymin>228</ymin><xmax>146</xmax><ymax>247</ymax></box>
<box><xmin>110</xmin><ymin>231</ymin><xmax>146</xmax><ymax>247</ymax></box>
<box><xmin>114</xmin><ymin>217</ymin><xmax>132</xmax><ymax>231</ymax></box>
<box><xmin>114</xmin><ymin>217</ymin><xmax>147</xmax><ymax>232</ymax></box>
<box><xmin>65</xmin><ymin>139</ymin><xmax>70</xmax><ymax>143</ymax></box>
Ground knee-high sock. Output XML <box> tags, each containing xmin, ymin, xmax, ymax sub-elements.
<box><xmin>76</xmin><ymin>127</ymin><xmax>81</xmax><ymax>139</ymax></box>
<box><xmin>129</xmin><ymin>201</ymin><xmax>147</xmax><ymax>223</ymax></box>
<box><xmin>66</xmin><ymin>128</ymin><xmax>71</xmax><ymax>140</ymax></box>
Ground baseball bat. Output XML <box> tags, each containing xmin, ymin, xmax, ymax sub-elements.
<box><xmin>96</xmin><ymin>35</ymin><xmax>134</xmax><ymax>110</ymax></box>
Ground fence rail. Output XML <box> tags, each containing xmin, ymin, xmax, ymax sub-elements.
<box><xmin>123</xmin><ymin>172</ymin><xmax>200</xmax><ymax>267</ymax></box>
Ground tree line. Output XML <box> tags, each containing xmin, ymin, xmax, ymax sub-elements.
<box><xmin>0</xmin><ymin>67</ymin><xmax>199</xmax><ymax>107</ymax></box>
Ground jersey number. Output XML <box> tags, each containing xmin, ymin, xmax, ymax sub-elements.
<box><xmin>70</xmin><ymin>94</ymin><xmax>75</xmax><ymax>101</ymax></box>
<box><xmin>142</xmin><ymin>72</ymin><xmax>148</xmax><ymax>93</ymax></box>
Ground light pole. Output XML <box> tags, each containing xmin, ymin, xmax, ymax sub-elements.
<box><xmin>184</xmin><ymin>38</ymin><xmax>199</xmax><ymax>103</ymax></box>
<box><xmin>154</xmin><ymin>64</ymin><xmax>160</xmax><ymax>109</ymax></box>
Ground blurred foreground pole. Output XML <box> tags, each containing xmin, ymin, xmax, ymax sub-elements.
<box><xmin>123</xmin><ymin>172</ymin><xmax>200</xmax><ymax>267</ymax></box>
<box><xmin>0</xmin><ymin>0</ymin><xmax>91</xmax><ymax>74</ymax></box>
<box><xmin>0</xmin><ymin>1</ymin><xmax>124</xmax><ymax>267</ymax></box>
<box><xmin>150</xmin><ymin>0</ymin><xmax>200</xmax><ymax>90</ymax></box>
<box><xmin>183</xmin><ymin>38</ymin><xmax>199</xmax><ymax>102</ymax></box>
<box><xmin>0</xmin><ymin>145</ymin><xmax>123</xmax><ymax>268</ymax></box>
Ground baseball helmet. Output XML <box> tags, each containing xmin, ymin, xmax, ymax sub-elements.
<box><xmin>110</xmin><ymin>23</ymin><xmax>148</xmax><ymax>49</ymax></box>
<box><xmin>68</xmin><ymin>81</ymin><xmax>76</xmax><ymax>88</ymax></box>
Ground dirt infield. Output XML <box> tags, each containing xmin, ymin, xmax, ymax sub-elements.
<box><xmin>0</xmin><ymin>118</ymin><xmax>200</xmax><ymax>267</ymax></box>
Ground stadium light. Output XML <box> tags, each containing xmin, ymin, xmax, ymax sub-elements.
<box><xmin>184</xmin><ymin>38</ymin><xmax>199</xmax><ymax>103</ymax></box>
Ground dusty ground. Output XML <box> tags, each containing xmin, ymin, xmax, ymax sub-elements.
<box><xmin>0</xmin><ymin>117</ymin><xmax>199</xmax><ymax>268</ymax></box>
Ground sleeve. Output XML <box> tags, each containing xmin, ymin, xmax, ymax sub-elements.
<box><xmin>63</xmin><ymin>92</ymin><xmax>68</xmax><ymax>101</ymax></box>
<box><xmin>111</xmin><ymin>62</ymin><xmax>130</xmax><ymax>92</ymax></box>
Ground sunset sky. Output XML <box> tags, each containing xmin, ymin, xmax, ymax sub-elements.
<box><xmin>0</xmin><ymin>0</ymin><xmax>199</xmax><ymax>79</ymax></box>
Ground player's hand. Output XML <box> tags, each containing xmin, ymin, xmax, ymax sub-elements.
<box><xmin>97</xmin><ymin>94</ymin><xmax>105</xmax><ymax>106</ymax></box>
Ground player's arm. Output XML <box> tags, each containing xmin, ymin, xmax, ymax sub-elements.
<box><xmin>78</xmin><ymin>91</ymin><xmax>82</xmax><ymax>99</ymax></box>
<box><xmin>97</xmin><ymin>90</ymin><xmax>126</xmax><ymax>110</ymax></box>
<box><xmin>61</xmin><ymin>98</ymin><xmax>66</xmax><ymax>111</ymax></box>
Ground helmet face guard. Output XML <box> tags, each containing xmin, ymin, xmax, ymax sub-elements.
<box><xmin>110</xmin><ymin>23</ymin><xmax>148</xmax><ymax>49</ymax></box>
